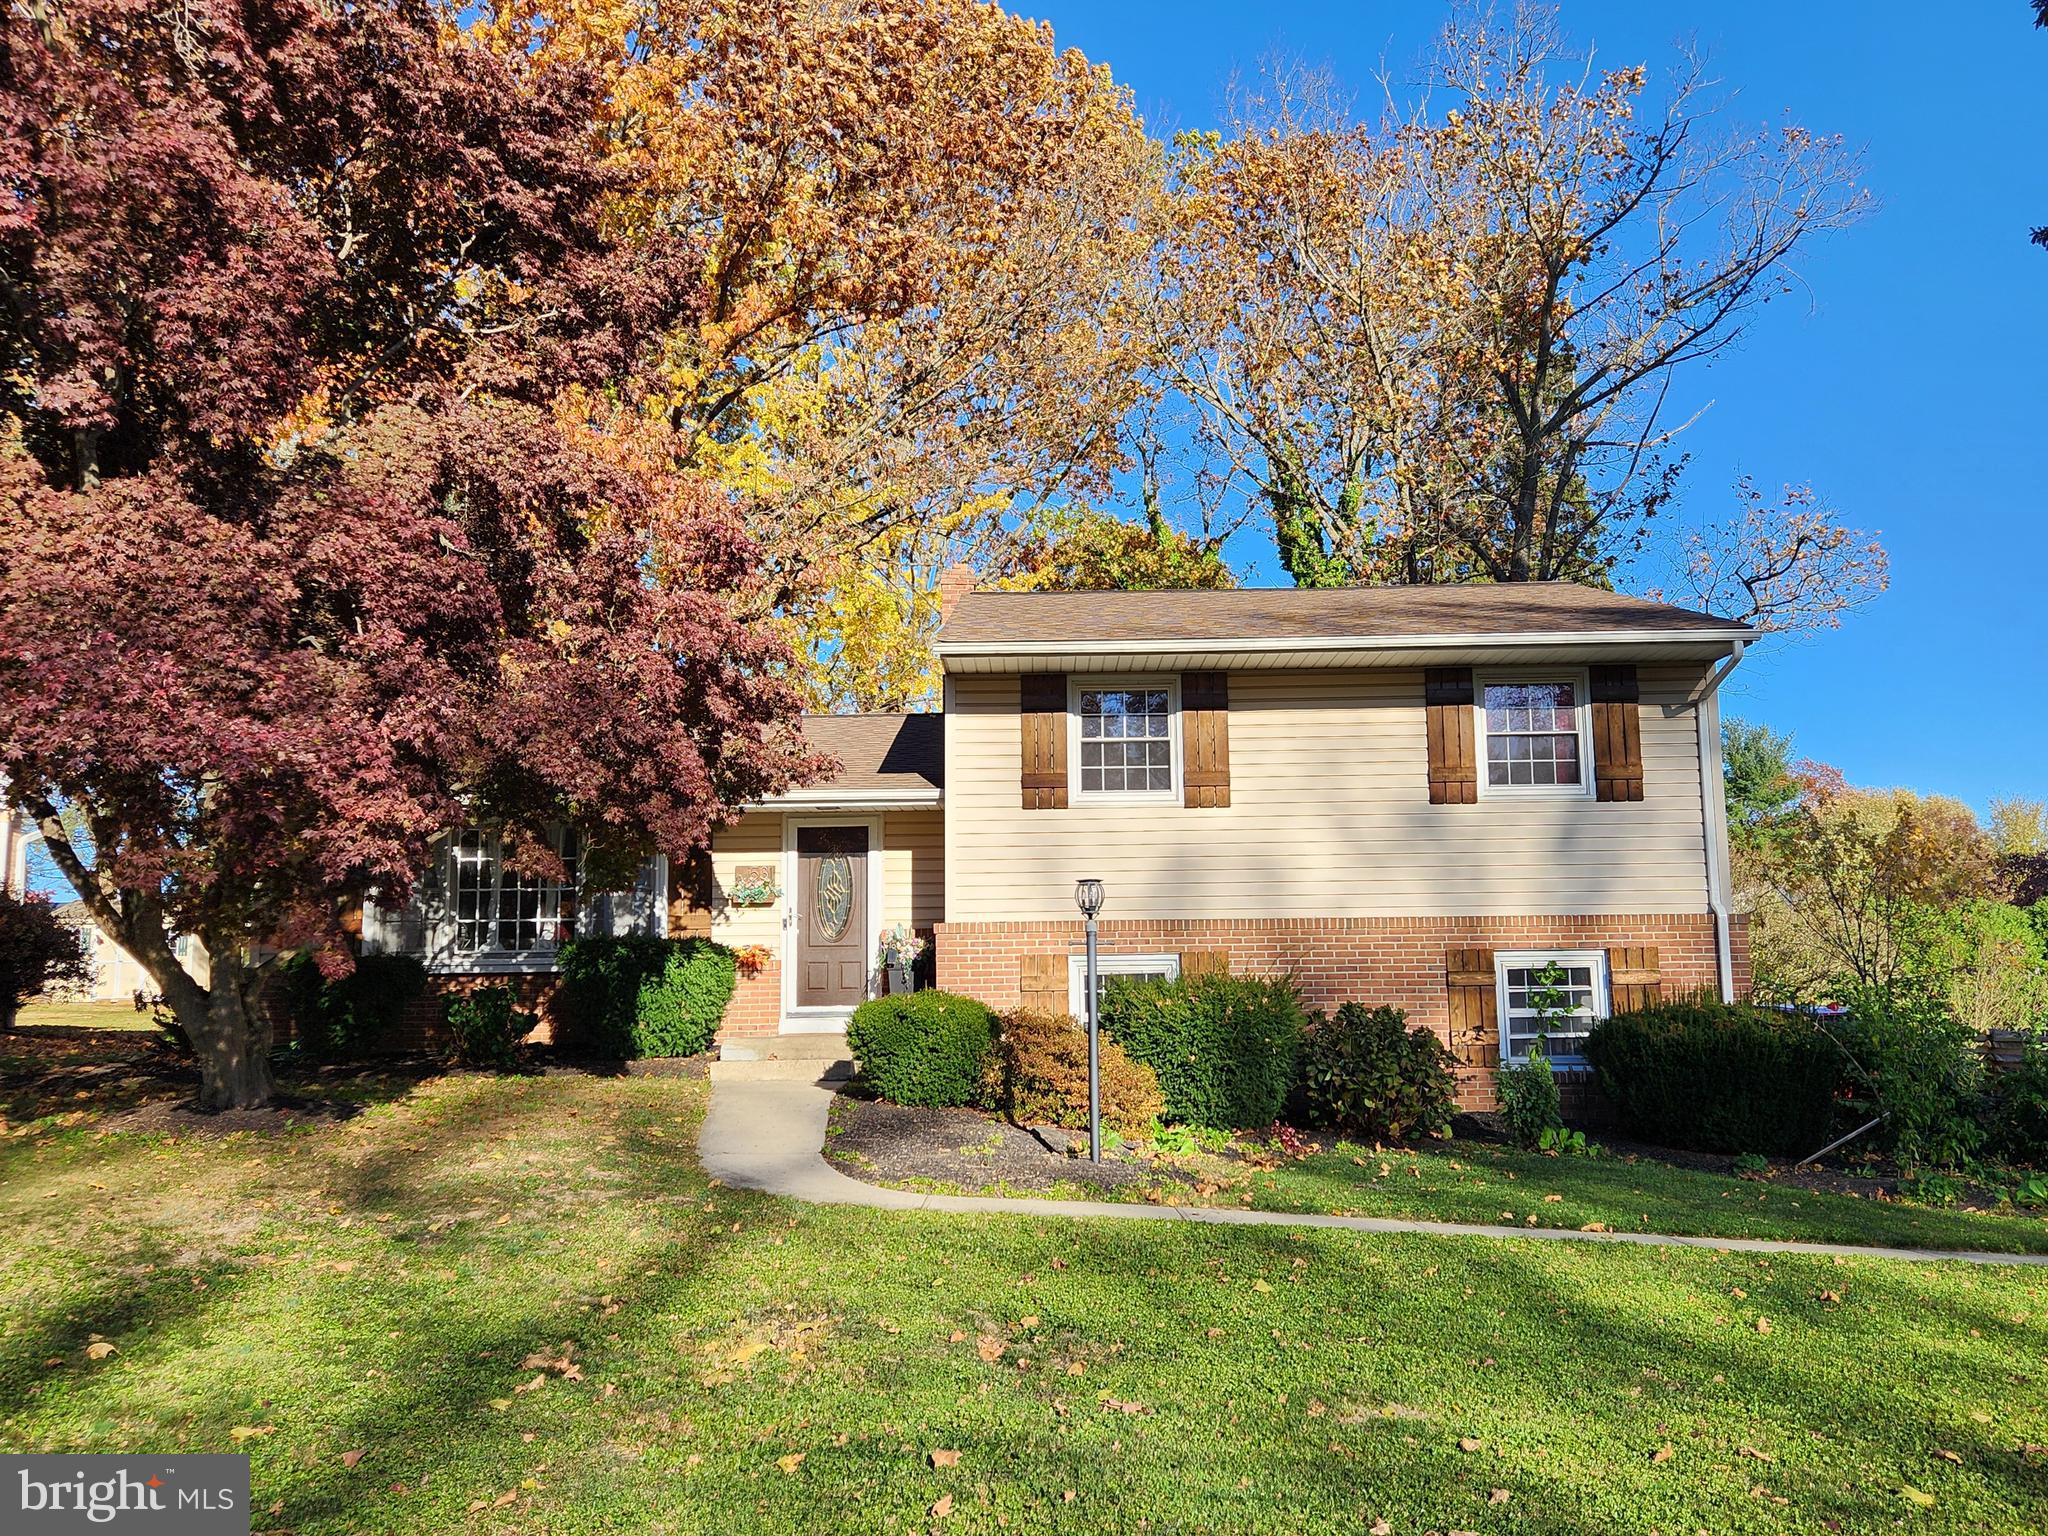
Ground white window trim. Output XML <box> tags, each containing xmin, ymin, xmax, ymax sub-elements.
<box><xmin>1473</xmin><ymin>666</ymin><xmax>1597</xmax><ymax>801</ymax></box>
<box><xmin>1494</xmin><ymin>948</ymin><xmax>1609</xmax><ymax>1066</ymax></box>
<box><xmin>779</xmin><ymin>812</ymin><xmax>885</xmax><ymax>1030</ymax></box>
<box><xmin>431</xmin><ymin>829</ymin><xmax>580</xmax><ymax>975</ymax></box>
<box><xmin>1067</xmin><ymin>952</ymin><xmax>1180</xmax><ymax>1022</ymax></box>
<box><xmin>1068</xmin><ymin>674</ymin><xmax>1182</xmax><ymax>805</ymax></box>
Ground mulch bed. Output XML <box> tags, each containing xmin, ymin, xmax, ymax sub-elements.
<box><xmin>826</xmin><ymin>1092</ymin><xmax>1190</xmax><ymax>1194</ymax></box>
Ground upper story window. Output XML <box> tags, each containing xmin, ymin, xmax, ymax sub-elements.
<box><xmin>1496</xmin><ymin>950</ymin><xmax>1607</xmax><ymax>1063</ymax></box>
<box><xmin>1073</xmin><ymin>679</ymin><xmax>1179</xmax><ymax>801</ymax></box>
<box><xmin>448</xmin><ymin>829</ymin><xmax>579</xmax><ymax>958</ymax></box>
<box><xmin>1478</xmin><ymin>673</ymin><xmax>1593</xmax><ymax>798</ymax></box>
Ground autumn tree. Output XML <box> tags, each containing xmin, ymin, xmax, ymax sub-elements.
<box><xmin>0</xmin><ymin>889</ymin><xmax>89</xmax><ymax>1031</ymax></box>
<box><xmin>1667</xmin><ymin>478</ymin><xmax>1888</xmax><ymax>632</ymax></box>
<box><xmin>1146</xmin><ymin>8</ymin><xmax>1871</xmax><ymax>609</ymax></box>
<box><xmin>0</xmin><ymin>0</ymin><xmax>820</xmax><ymax>1107</ymax></box>
<box><xmin>500</xmin><ymin>0</ymin><xmax>1162</xmax><ymax>697</ymax></box>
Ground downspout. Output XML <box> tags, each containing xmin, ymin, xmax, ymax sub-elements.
<box><xmin>1683</xmin><ymin>640</ymin><xmax>1746</xmax><ymax>1002</ymax></box>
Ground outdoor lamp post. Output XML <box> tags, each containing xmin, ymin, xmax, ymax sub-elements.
<box><xmin>1075</xmin><ymin>878</ymin><xmax>1105</xmax><ymax>1162</ymax></box>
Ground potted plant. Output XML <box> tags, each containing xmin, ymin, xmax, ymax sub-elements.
<box><xmin>877</xmin><ymin>925</ymin><xmax>926</xmax><ymax>995</ymax></box>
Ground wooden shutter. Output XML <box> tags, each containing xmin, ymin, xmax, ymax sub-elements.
<box><xmin>1606</xmin><ymin>945</ymin><xmax>1661</xmax><ymax>1015</ymax></box>
<box><xmin>1425</xmin><ymin>668</ymin><xmax>1478</xmax><ymax>805</ymax></box>
<box><xmin>1178</xmin><ymin>949</ymin><xmax>1230</xmax><ymax>978</ymax></box>
<box><xmin>1019</xmin><ymin>953</ymin><xmax>1066</xmax><ymax>1016</ymax></box>
<box><xmin>1589</xmin><ymin>664</ymin><xmax>1644</xmax><ymax>802</ymax></box>
<box><xmin>1182</xmin><ymin>672</ymin><xmax>1231</xmax><ymax>808</ymax></box>
<box><xmin>1445</xmin><ymin>947</ymin><xmax>1498</xmax><ymax>1070</ymax></box>
<box><xmin>1020</xmin><ymin>673</ymin><xmax>1068</xmax><ymax>810</ymax></box>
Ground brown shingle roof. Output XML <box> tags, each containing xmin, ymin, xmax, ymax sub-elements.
<box><xmin>937</xmin><ymin>582</ymin><xmax>1746</xmax><ymax>648</ymax></box>
<box><xmin>798</xmin><ymin>713</ymin><xmax>943</xmax><ymax>793</ymax></box>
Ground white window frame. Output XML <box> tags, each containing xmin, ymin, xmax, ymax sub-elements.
<box><xmin>1068</xmin><ymin>675</ymin><xmax>1182</xmax><ymax>804</ymax></box>
<box><xmin>1474</xmin><ymin>667</ymin><xmax>1597</xmax><ymax>801</ymax></box>
<box><xmin>434</xmin><ymin>828</ymin><xmax>580</xmax><ymax>974</ymax></box>
<box><xmin>1494</xmin><ymin>949</ymin><xmax>1609</xmax><ymax>1065</ymax></box>
<box><xmin>1067</xmin><ymin>952</ymin><xmax>1180</xmax><ymax>1022</ymax></box>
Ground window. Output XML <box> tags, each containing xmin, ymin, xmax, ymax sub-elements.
<box><xmin>1073</xmin><ymin>679</ymin><xmax>1178</xmax><ymax>799</ymax></box>
<box><xmin>447</xmin><ymin>829</ymin><xmax>579</xmax><ymax>958</ymax></box>
<box><xmin>1068</xmin><ymin>953</ymin><xmax>1179</xmax><ymax>1021</ymax></box>
<box><xmin>1478</xmin><ymin>673</ymin><xmax>1593</xmax><ymax>796</ymax></box>
<box><xmin>1495</xmin><ymin>950</ymin><xmax>1607</xmax><ymax>1063</ymax></box>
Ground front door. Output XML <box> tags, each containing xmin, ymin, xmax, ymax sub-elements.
<box><xmin>795</xmin><ymin>825</ymin><xmax>868</xmax><ymax>1010</ymax></box>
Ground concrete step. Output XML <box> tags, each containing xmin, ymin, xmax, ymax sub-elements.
<box><xmin>708</xmin><ymin>1056</ymin><xmax>853</xmax><ymax>1084</ymax></box>
<box><xmin>719</xmin><ymin>1033</ymin><xmax>851</xmax><ymax>1063</ymax></box>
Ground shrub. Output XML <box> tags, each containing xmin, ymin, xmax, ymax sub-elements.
<box><xmin>1583</xmin><ymin>998</ymin><xmax>1841</xmax><ymax>1156</ymax></box>
<box><xmin>556</xmin><ymin>936</ymin><xmax>737</xmax><ymax>1058</ymax></box>
<box><xmin>445</xmin><ymin>984</ymin><xmax>531</xmax><ymax>1071</ymax></box>
<box><xmin>981</xmin><ymin>1010</ymin><xmax>1164</xmax><ymax>1135</ymax></box>
<box><xmin>1100</xmin><ymin>972</ymin><xmax>1305</xmax><ymax>1129</ymax></box>
<box><xmin>1990</xmin><ymin>1033</ymin><xmax>2048</xmax><ymax>1165</ymax></box>
<box><xmin>1832</xmin><ymin>988</ymin><xmax>1989</xmax><ymax>1170</ymax></box>
<box><xmin>278</xmin><ymin>951</ymin><xmax>428</xmax><ymax>1059</ymax></box>
<box><xmin>846</xmin><ymin>990</ymin><xmax>997</xmax><ymax>1107</ymax></box>
<box><xmin>1297</xmin><ymin>1003</ymin><xmax>1457</xmax><ymax>1141</ymax></box>
<box><xmin>1497</xmin><ymin>1046</ymin><xmax>1563</xmax><ymax>1149</ymax></box>
<box><xmin>0</xmin><ymin>889</ymin><xmax>89</xmax><ymax>1026</ymax></box>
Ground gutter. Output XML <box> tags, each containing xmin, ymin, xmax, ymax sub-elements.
<box><xmin>1677</xmin><ymin>638</ymin><xmax>1746</xmax><ymax>1002</ymax></box>
<box><xmin>934</xmin><ymin>626</ymin><xmax>1753</xmax><ymax>662</ymax></box>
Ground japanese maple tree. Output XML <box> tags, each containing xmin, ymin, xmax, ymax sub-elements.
<box><xmin>0</xmin><ymin>0</ymin><xmax>819</xmax><ymax>1106</ymax></box>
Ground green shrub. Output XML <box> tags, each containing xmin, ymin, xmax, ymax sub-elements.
<box><xmin>1100</xmin><ymin>972</ymin><xmax>1305</xmax><ymax>1130</ymax></box>
<box><xmin>1297</xmin><ymin>1003</ymin><xmax>1457</xmax><ymax>1141</ymax></box>
<box><xmin>279</xmin><ymin>951</ymin><xmax>428</xmax><ymax>1059</ymax></box>
<box><xmin>445</xmin><ymin>984</ymin><xmax>530</xmax><ymax>1071</ymax></box>
<box><xmin>1990</xmin><ymin>1033</ymin><xmax>2048</xmax><ymax>1165</ymax></box>
<box><xmin>556</xmin><ymin>936</ymin><xmax>737</xmax><ymax>1058</ymax></box>
<box><xmin>1583</xmin><ymin>998</ymin><xmax>1842</xmax><ymax>1156</ymax></box>
<box><xmin>1833</xmin><ymin>988</ymin><xmax>1988</xmax><ymax>1170</ymax></box>
<box><xmin>846</xmin><ymin>990</ymin><xmax>997</xmax><ymax>1107</ymax></box>
<box><xmin>1497</xmin><ymin>1046</ymin><xmax>1563</xmax><ymax>1149</ymax></box>
<box><xmin>982</xmin><ymin>1009</ymin><xmax>1165</xmax><ymax>1135</ymax></box>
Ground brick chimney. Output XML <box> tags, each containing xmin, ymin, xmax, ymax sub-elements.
<box><xmin>935</xmin><ymin>561</ymin><xmax>977</xmax><ymax>631</ymax></box>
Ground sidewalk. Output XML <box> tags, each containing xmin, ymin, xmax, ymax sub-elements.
<box><xmin>697</xmin><ymin>1074</ymin><xmax>2048</xmax><ymax>1267</ymax></box>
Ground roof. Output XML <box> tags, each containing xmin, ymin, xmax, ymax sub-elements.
<box><xmin>934</xmin><ymin>582</ymin><xmax>1749</xmax><ymax>673</ymax></box>
<box><xmin>773</xmin><ymin>713</ymin><xmax>943</xmax><ymax>805</ymax></box>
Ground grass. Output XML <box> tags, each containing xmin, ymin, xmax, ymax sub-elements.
<box><xmin>3</xmin><ymin>1065</ymin><xmax>2046</xmax><ymax>1534</ymax></box>
<box><xmin>11</xmin><ymin>998</ymin><xmax>159</xmax><ymax>1030</ymax></box>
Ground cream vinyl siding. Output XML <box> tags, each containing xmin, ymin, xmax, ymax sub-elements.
<box><xmin>944</xmin><ymin>666</ymin><xmax>1712</xmax><ymax>921</ymax></box>
<box><xmin>710</xmin><ymin>808</ymin><xmax>944</xmax><ymax>940</ymax></box>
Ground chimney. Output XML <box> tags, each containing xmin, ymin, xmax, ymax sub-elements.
<box><xmin>935</xmin><ymin>561</ymin><xmax>977</xmax><ymax>631</ymax></box>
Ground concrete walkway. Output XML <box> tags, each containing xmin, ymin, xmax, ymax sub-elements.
<box><xmin>697</xmin><ymin>1074</ymin><xmax>2048</xmax><ymax>1267</ymax></box>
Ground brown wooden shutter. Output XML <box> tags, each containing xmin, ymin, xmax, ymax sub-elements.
<box><xmin>1019</xmin><ymin>953</ymin><xmax>1066</xmax><ymax>1016</ymax></box>
<box><xmin>1182</xmin><ymin>672</ymin><xmax>1231</xmax><ymax>808</ymax></box>
<box><xmin>1589</xmin><ymin>664</ymin><xmax>1644</xmax><ymax>802</ymax></box>
<box><xmin>1178</xmin><ymin>950</ymin><xmax>1230</xmax><ymax>978</ymax></box>
<box><xmin>1606</xmin><ymin>945</ymin><xmax>1662</xmax><ymax>1015</ymax></box>
<box><xmin>1445</xmin><ymin>947</ymin><xmax>1498</xmax><ymax>1070</ymax></box>
<box><xmin>1019</xmin><ymin>673</ymin><xmax>1068</xmax><ymax>810</ymax></box>
<box><xmin>1425</xmin><ymin>668</ymin><xmax>1478</xmax><ymax>805</ymax></box>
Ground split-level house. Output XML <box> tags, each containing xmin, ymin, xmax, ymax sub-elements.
<box><xmin>368</xmin><ymin>582</ymin><xmax>1752</xmax><ymax>1106</ymax></box>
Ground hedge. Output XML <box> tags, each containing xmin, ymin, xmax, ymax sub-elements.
<box><xmin>556</xmin><ymin>936</ymin><xmax>737</xmax><ymax>1058</ymax></box>
<box><xmin>1297</xmin><ymin>1003</ymin><xmax>1457</xmax><ymax>1141</ymax></box>
<box><xmin>1100</xmin><ymin>971</ymin><xmax>1305</xmax><ymax>1129</ymax></box>
<box><xmin>278</xmin><ymin>951</ymin><xmax>427</xmax><ymax>1058</ymax></box>
<box><xmin>1582</xmin><ymin>998</ymin><xmax>1840</xmax><ymax>1156</ymax></box>
<box><xmin>847</xmin><ymin>990</ymin><xmax>997</xmax><ymax>1107</ymax></box>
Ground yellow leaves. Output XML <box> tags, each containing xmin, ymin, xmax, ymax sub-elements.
<box><xmin>229</xmin><ymin>1426</ymin><xmax>273</xmax><ymax>1443</ymax></box>
<box><xmin>775</xmin><ymin>1452</ymin><xmax>805</xmax><ymax>1475</ymax></box>
<box><xmin>1651</xmin><ymin>1444</ymin><xmax>1675</xmax><ymax>1464</ymax></box>
<box><xmin>1900</xmin><ymin>1485</ymin><xmax>1937</xmax><ymax>1508</ymax></box>
<box><xmin>930</xmin><ymin>1449</ymin><xmax>961</xmax><ymax>1468</ymax></box>
<box><xmin>1251</xmin><ymin>1279</ymin><xmax>1273</xmax><ymax>1294</ymax></box>
<box><xmin>83</xmin><ymin>1337</ymin><xmax>116</xmax><ymax>1361</ymax></box>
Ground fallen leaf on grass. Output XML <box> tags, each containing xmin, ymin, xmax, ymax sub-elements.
<box><xmin>1457</xmin><ymin>1437</ymin><xmax>1483</xmax><ymax>1453</ymax></box>
<box><xmin>513</xmin><ymin>1373</ymin><xmax>548</xmax><ymax>1394</ymax></box>
<box><xmin>1934</xmin><ymin>1449</ymin><xmax>1963</xmax><ymax>1465</ymax></box>
<box><xmin>1755</xmin><ymin>1317</ymin><xmax>1773</xmax><ymax>1335</ymax></box>
<box><xmin>84</xmin><ymin>1341</ymin><xmax>116</xmax><ymax>1361</ymax></box>
<box><xmin>1018</xmin><ymin>1315</ymin><xmax>1040</xmax><ymax>1329</ymax></box>
<box><xmin>339</xmin><ymin>1450</ymin><xmax>364</xmax><ymax>1468</ymax></box>
<box><xmin>488</xmin><ymin>1399</ymin><xmax>513</xmax><ymax>1411</ymax></box>
<box><xmin>1542</xmin><ymin>1194</ymin><xmax>1563</xmax><ymax>1203</ymax></box>
<box><xmin>1900</xmin><ymin>1486</ymin><xmax>1936</xmax><ymax>1508</ymax></box>
<box><xmin>229</xmin><ymin>1426</ymin><xmax>273</xmax><ymax>1442</ymax></box>
<box><xmin>1651</xmin><ymin>1445</ymin><xmax>1675</xmax><ymax>1464</ymax></box>
<box><xmin>1739</xmin><ymin>1446</ymin><xmax>1777</xmax><ymax>1463</ymax></box>
<box><xmin>1369</xmin><ymin>1521</ymin><xmax>1392</xmax><ymax>1535</ymax></box>
<box><xmin>930</xmin><ymin>1494</ymin><xmax>954</xmax><ymax>1518</ymax></box>
<box><xmin>1579</xmin><ymin>1221</ymin><xmax>1611</xmax><ymax>1233</ymax></box>
<box><xmin>1251</xmin><ymin>1279</ymin><xmax>1273</xmax><ymax>1293</ymax></box>
<box><xmin>493</xmin><ymin>1489</ymin><xmax>518</xmax><ymax>1508</ymax></box>
<box><xmin>1488</xmin><ymin>1488</ymin><xmax>1510</xmax><ymax>1504</ymax></box>
<box><xmin>776</xmin><ymin>1453</ymin><xmax>805</xmax><ymax>1475</ymax></box>
<box><xmin>975</xmin><ymin>1336</ymin><xmax>1005</xmax><ymax>1363</ymax></box>
<box><xmin>930</xmin><ymin>1450</ymin><xmax>961</xmax><ymax>1468</ymax></box>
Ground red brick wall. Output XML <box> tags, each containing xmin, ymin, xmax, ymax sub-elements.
<box><xmin>934</xmin><ymin>913</ymin><xmax>1743</xmax><ymax>1112</ymax></box>
<box><xmin>721</xmin><ymin>957</ymin><xmax>782</xmax><ymax>1039</ymax></box>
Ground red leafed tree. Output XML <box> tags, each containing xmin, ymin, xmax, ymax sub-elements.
<box><xmin>0</xmin><ymin>0</ymin><xmax>821</xmax><ymax>1107</ymax></box>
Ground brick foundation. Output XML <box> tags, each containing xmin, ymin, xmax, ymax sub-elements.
<box><xmin>720</xmin><ymin>957</ymin><xmax>783</xmax><ymax>1039</ymax></box>
<box><xmin>934</xmin><ymin>913</ymin><xmax>1746</xmax><ymax>1112</ymax></box>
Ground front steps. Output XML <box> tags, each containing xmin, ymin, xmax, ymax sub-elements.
<box><xmin>711</xmin><ymin>1032</ymin><xmax>853</xmax><ymax>1083</ymax></box>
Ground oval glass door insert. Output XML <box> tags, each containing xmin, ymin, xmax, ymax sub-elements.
<box><xmin>815</xmin><ymin>855</ymin><xmax>854</xmax><ymax>941</ymax></box>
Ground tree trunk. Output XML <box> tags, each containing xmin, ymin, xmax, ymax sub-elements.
<box><xmin>0</xmin><ymin>999</ymin><xmax>15</xmax><ymax>1032</ymax></box>
<box><xmin>178</xmin><ymin>953</ymin><xmax>275</xmax><ymax>1111</ymax></box>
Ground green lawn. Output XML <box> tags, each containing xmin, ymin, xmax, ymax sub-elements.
<box><xmin>10</xmin><ymin>998</ymin><xmax>159</xmax><ymax>1030</ymax></box>
<box><xmin>845</xmin><ymin>1122</ymin><xmax>2048</xmax><ymax>1256</ymax></box>
<box><xmin>4</xmin><ymin>1070</ymin><xmax>2046</xmax><ymax>1534</ymax></box>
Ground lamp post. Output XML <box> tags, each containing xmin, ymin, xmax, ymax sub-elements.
<box><xmin>1075</xmin><ymin>878</ymin><xmax>1105</xmax><ymax>1162</ymax></box>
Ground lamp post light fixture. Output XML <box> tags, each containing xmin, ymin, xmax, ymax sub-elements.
<box><xmin>1075</xmin><ymin>879</ymin><xmax>1105</xmax><ymax>1162</ymax></box>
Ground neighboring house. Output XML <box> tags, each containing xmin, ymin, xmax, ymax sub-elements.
<box><xmin>373</xmin><ymin>582</ymin><xmax>1753</xmax><ymax>1105</ymax></box>
<box><xmin>1</xmin><ymin>786</ymin><xmax>30</xmax><ymax>895</ymax></box>
<box><xmin>53</xmin><ymin>900</ymin><xmax>212</xmax><ymax>1005</ymax></box>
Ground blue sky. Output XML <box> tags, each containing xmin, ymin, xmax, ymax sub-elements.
<box><xmin>1032</xmin><ymin>0</ymin><xmax>2047</xmax><ymax>812</ymax></box>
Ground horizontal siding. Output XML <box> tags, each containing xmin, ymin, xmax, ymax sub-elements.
<box><xmin>707</xmin><ymin>814</ymin><xmax>783</xmax><ymax>947</ymax></box>
<box><xmin>882</xmin><ymin>809</ymin><xmax>944</xmax><ymax>930</ymax></box>
<box><xmin>944</xmin><ymin>665</ymin><xmax>1712</xmax><ymax>921</ymax></box>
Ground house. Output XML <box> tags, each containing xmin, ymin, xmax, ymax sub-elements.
<box><xmin>1</xmin><ymin>787</ymin><xmax>30</xmax><ymax>895</ymax></box>
<box><xmin>52</xmin><ymin>900</ymin><xmax>211</xmax><ymax>1006</ymax></box>
<box><xmin>371</xmin><ymin>581</ymin><xmax>1752</xmax><ymax>1106</ymax></box>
